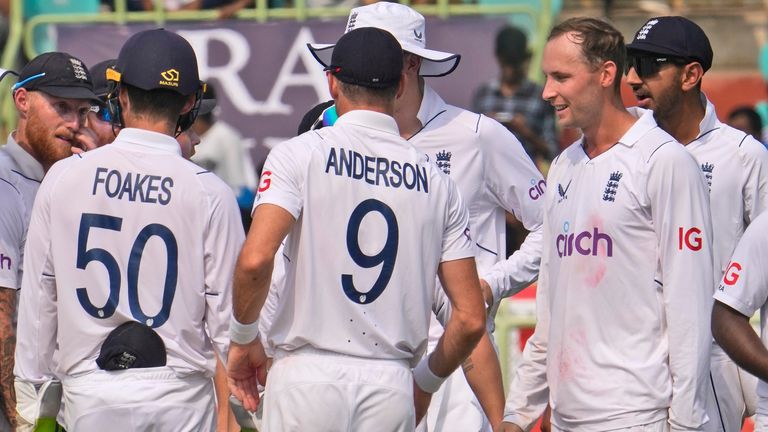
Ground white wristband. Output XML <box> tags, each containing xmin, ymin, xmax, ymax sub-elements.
<box><xmin>230</xmin><ymin>316</ymin><xmax>260</xmax><ymax>345</ymax></box>
<box><xmin>413</xmin><ymin>356</ymin><xmax>446</xmax><ymax>393</ymax></box>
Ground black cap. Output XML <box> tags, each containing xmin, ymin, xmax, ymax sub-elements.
<box><xmin>496</xmin><ymin>26</ymin><xmax>531</xmax><ymax>65</ymax></box>
<box><xmin>89</xmin><ymin>59</ymin><xmax>117</xmax><ymax>101</ymax></box>
<box><xmin>626</xmin><ymin>16</ymin><xmax>713</xmax><ymax>72</ymax></box>
<box><xmin>14</xmin><ymin>52</ymin><xmax>100</xmax><ymax>103</ymax></box>
<box><xmin>96</xmin><ymin>321</ymin><xmax>167</xmax><ymax>371</ymax></box>
<box><xmin>322</xmin><ymin>27</ymin><xmax>402</xmax><ymax>89</ymax></box>
<box><xmin>113</xmin><ymin>29</ymin><xmax>201</xmax><ymax>95</ymax></box>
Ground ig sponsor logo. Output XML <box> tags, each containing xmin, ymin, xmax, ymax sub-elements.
<box><xmin>528</xmin><ymin>178</ymin><xmax>546</xmax><ymax>200</ymax></box>
<box><xmin>257</xmin><ymin>171</ymin><xmax>272</xmax><ymax>193</ymax></box>
<box><xmin>556</xmin><ymin>221</ymin><xmax>614</xmax><ymax>258</ymax></box>
<box><xmin>722</xmin><ymin>262</ymin><xmax>742</xmax><ymax>286</ymax></box>
<box><xmin>678</xmin><ymin>227</ymin><xmax>702</xmax><ymax>251</ymax></box>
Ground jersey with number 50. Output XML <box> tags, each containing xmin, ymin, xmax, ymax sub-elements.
<box><xmin>256</xmin><ymin>110</ymin><xmax>474</xmax><ymax>365</ymax></box>
<box><xmin>14</xmin><ymin>129</ymin><xmax>244</xmax><ymax>383</ymax></box>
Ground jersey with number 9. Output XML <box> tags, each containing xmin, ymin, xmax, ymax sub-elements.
<box><xmin>256</xmin><ymin>111</ymin><xmax>474</xmax><ymax>365</ymax></box>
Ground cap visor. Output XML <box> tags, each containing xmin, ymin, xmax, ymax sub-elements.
<box><xmin>39</xmin><ymin>85</ymin><xmax>102</xmax><ymax>104</ymax></box>
<box><xmin>307</xmin><ymin>43</ymin><xmax>334</xmax><ymax>68</ymax></box>
<box><xmin>308</xmin><ymin>41</ymin><xmax>460</xmax><ymax>77</ymax></box>
<box><xmin>199</xmin><ymin>99</ymin><xmax>217</xmax><ymax>115</ymax></box>
<box><xmin>400</xmin><ymin>42</ymin><xmax>461</xmax><ymax>77</ymax></box>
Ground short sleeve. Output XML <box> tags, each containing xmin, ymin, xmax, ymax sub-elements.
<box><xmin>714</xmin><ymin>212</ymin><xmax>768</xmax><ymax>317</ymax></box>
<box><xmin>253</xmin><ymin>138</ymin><xmax>311</xmax><ymax>219</ymax></box>
<box><xmin>440</xmin><ymin>178</ymin><xmax>475</xmax><ymax>263</ymax></box>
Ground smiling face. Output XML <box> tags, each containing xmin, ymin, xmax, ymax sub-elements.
<box><xmin>17</xmin><ymin>89</ymin><xmax>92</xmax><ymax>169</ymax></box>
<box><xmin>541</xmin><ymin>32</ymin><xmax>605</xmax><ymax>131</ymax></box>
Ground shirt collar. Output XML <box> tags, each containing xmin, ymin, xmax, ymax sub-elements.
<box><xmin>698</xmin><ymin>94</ymin><xmax>719</xmax><ymax>136</ymax></box>
<box><xmin>4</xmin><ymin>133</ymin><xmax>44</xmax><ymax>181</ymax></box>
<box><xmin>619</xmin><ymin>107</ymin><xmax>659</xmax><ymax>147</ymax></box>
<box><xmin>113</xmin><ymin>128</ymin><xmax>182</xmax><ymax>156</ymax></box>
<box><xmin>335</xmin><ymin>110</ymin><xmax>400</xmax><ymax>136</ymax></box>
<box><xmin>416</xmin><ymin>85</ymin><xmax>447</xmax><ymax>125</ymax></box>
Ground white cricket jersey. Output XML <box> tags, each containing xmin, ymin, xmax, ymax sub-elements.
<box><xmin>14</xmin><ymin>128</ymin><xmax>244</xmax><ymax>383</ymax></box>
<box><xmin>256</xmin><ymin>110</ymin><xmax>474</xmax><ymax>365</ymax></box>
<box><xmin>0</xmin><ymin>135</ymin><xmax>44</xmax><ymax>290</ymax></box>
<box><xmin>684</xmin><ymin>97</ymin><xmax>768</xmax><ymax>278</ymax></box>
<box><xmin>713</xmin><ymin>213</ymin><xmax>768</xmax><ymax>417</ymax></box>
<box><xmin>503</xmin><ymin>109</ymin><xmax>714</xmax><ymax>431</ymax></box>
<box><xmin>413</xmin><ymin>86</ymin><xmax>543</xmax><ymax>302</ymax></box>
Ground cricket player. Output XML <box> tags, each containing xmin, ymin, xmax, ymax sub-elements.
<box><xmin>626</xmin><ymin>16</ymin><xmax>768</xmax><ymax>431</ymax></box>
<box><xmin>227</xmin><ymin>27</ymin><xmax>486</xmax><ymax>431</ymax></box>
<box><xmin>0</xmin><ymin>52</ymin><xmax>101</xmax><ymax>430</ymax></box>
<box><xmin>14</xmin><ymin>29</ymin><xmax>244</xmax><ymax>431</ymax></box>
<box><xmin>713</xmin><ymin>212</ymin><xmax>768</xmax><ymax>430</ymax></box>
<box><xmin>307</xmin><ymin>3</ymin><xmax>544</xmax><ymax>430</ymax></box>
<box><xmin>499</xmin><ymin>17</ymin><xmax>714</xmax><ymax>431</ymax></box>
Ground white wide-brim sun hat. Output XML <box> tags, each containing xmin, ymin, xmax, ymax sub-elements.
<box><xmin>308</xmin><ymin>2</ymin><xmax>461</xmax><ymax>78</ymax></box>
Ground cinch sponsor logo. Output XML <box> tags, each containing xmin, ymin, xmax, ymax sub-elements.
<box><xmin>0</xmin><ymin>253</ymin><xmax>11</xmax><ymax>270</ymax></box>
<box><xmin>528</xmin><ymin>178</ymin><xmax>547</xmax><ymax>200</ymax></box>
<box><xmin>258</xmin><ymin>171</ymin><xmax>272</xmax><ymax>192</ymax></box>
<box><xmin>723</xmin><ymin>262</ymin><xmax>742</xmax><ymax>286</ymax></box>
<box><xmin>678</xmin><ymin>227</ymin><xmax>702</xmax><ymax>251</ymax></box>
<box><xmin>556</xmin><ymin>222</ymin><xmax>613</xmax><ymax>258</ymax></box>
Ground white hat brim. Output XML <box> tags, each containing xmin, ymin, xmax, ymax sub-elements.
<box><xmin>308</xmin><ymin>42</ymin><xmax>460</xmax><ymax>78</ymax></box>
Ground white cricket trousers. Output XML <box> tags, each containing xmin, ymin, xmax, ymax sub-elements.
<box><xmin>551</xmin><ymin>418</ymin><xmax>668</xmax><ymax>432</ymax></box>
<box><xmin>61</xmin><ymin>367</ymin><xmax>216</xmax><ymax>431</ymax></box>
<box><xmin>704</xmin><ymin>342</ymin><xmax>757</xmax><ymax>432</ymax></box>
<box><xmin>263</xmin><ymin>347</ymin><xmax>415</xmax><ymax>432</ymax></box>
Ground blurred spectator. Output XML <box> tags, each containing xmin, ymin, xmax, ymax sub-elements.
<box><xmin>472</xmin><ymin>25</ymin><xmax>557</xmax><ymax>167</ymax></box>
<box><xmin>190</xmin><ymin>84</ymin><xmax>256</xmax><ymax>228</ymax></box>
<box><xmin>728</xmin><ymin>106</ymin><xmax>765</xmax><ymax>145</ymax></box>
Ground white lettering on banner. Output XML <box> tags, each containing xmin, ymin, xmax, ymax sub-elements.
<box><xmin>178</xmin><ymin>28</ymin><xmax>329</xmax><ymax>115</ymax></box>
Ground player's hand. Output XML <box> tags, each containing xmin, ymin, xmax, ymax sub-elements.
<box><xmin>74</xmin><ymin>126</ymin><xmax>101</xmax><ymax>152</ymax></box>
<box><xmin>496</xmin><ymin>421</ymin><xmax>524</xmax><ymax>432</ymax></box>
<box><xmin>227</xmin><ymin>339</ymin><xmax>268</xmax><ymax>412</ymax></box>
<box><xmin>412</xmin><ymin>380</ymin><xmax>432</xmax><ymax>426</ymax></box>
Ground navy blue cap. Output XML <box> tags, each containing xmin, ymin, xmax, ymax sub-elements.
<box><xmin>311</xmin><ymin>27</ymin><xmax>402</xmax><ymax>89</ymax></box>
<box><xmin>113</xmin><ymin>29</ymin><xmax>201</xmax><ymax>95</ymax></box>
<box><xmin>15</xmin><ymin>52</ymin><xmax>100</xmax><ymax>102</ymax></box>
<box><xmin>626</xmin><ymin>16</ymin><xmax>713</xmax><ymax>72</ymax></box>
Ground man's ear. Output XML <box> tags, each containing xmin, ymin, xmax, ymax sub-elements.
<box><xmin>13</xmin><ymin>88</ymin><xmax>31</xmax><ymax>119</ymax></box>
<box><xmin>180</xmin><ymin>94</ymin><xmax>196</xmax><ymax>115</ymax></box>
<box><xmin>681</xmin><ymin>62</ymin><xmax>705</xmax><ymax>92</ymax></box>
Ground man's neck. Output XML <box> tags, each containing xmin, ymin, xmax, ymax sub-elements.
<box><xmin>656</xmin><ymin>93</ymin><xmax>706</xmax><ymax>145</ymax></box>
<box><xmin>582</xmin><ymin>99</ymin><xmax>637</xmax><ymax>159</ymax></box>
<box><xmin>125</xmin><ymin>117</ymin><xmax>177</xmax><ymax>137</ymax></box>
<box><xmin>393</xmin><ymin>79</ymin><xmax>424</xmax><ymax>140</ymax></box>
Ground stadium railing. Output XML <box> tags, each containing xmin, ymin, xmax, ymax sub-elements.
<box><xmin>1</xmin><ymin>0</ymin><xmax>554</xmax><ymax>133</ymax></box>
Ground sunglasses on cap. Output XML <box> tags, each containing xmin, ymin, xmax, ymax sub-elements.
<box><xmin>90</xmin><ymin>104</ymin><xmax>112</xmax><ymax>123</ymax></box>
<box><xmin>625</xmin><ymin>54</ymin><xmax>693</xmax><ymax>78</ymax></box>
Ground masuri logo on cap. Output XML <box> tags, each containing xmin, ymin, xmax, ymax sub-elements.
<box><xmin>114</xmin><ymin>29</ymin><xmax>200</xmax><ymax>96</ymax></box>
<box><xmin>160</xmin><ymin>69</ymin><xmax>180</xmax><ymax>87</ymax></box>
